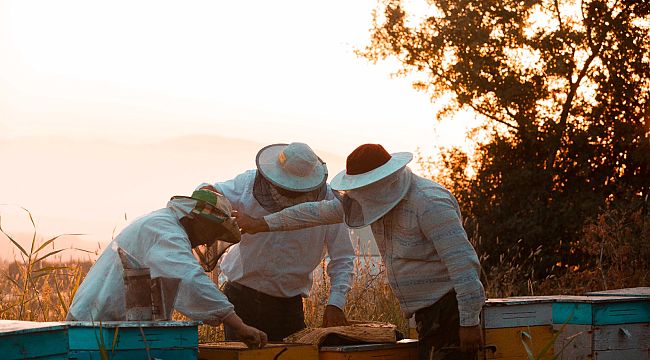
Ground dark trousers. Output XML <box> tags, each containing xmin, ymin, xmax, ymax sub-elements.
<box><xmin>222</xmin><ymin>281</ymin><xmax>306</xmax><ymax>341</ymax></box>
<box><xmin>415</xmin><ymin>291</ymin><xmax>477</xmax><ymax>360</ymax></box>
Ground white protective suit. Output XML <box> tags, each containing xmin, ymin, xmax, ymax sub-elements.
<box><xmin>67</xmin><ymin>198</ymin><xmax>234</xmax><ymax>323</ymax></box>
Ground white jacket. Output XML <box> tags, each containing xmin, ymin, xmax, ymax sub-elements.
<box><xmin>206</xmin><ymin>170</ymin><xmax>354</xmax><ymax>309</ymax></box>
<box><xmin>67</xmin><ymin>198</ymin><xmax>234</xmax><ymax>324</ymax></box>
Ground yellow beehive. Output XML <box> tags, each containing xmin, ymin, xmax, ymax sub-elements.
<box><xmin>318</xmin><ymin>339</ymin><xmax>418</xmax><ymax>360</ymax></box>
<box><xmin>480</xmin><ymin>297</ymin><xmax>557</xmax><ymax>359</ymax></box>
<box><xmin>198</xmin><ymin>341</ymin><xmax>318</xmax><ymax>360</ymax></box>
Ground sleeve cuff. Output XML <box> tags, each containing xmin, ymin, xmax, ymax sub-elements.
<box><xmin>203</xmin><ymin>308</ymin><xmax>236</xmax><ymax>326</ymax></box>
<box><xmin>459</xmin><ymin>310</ymin><xmax>481</xmax><ymax>327</ymax></box>
<box><xmin>263</xmin><ymin>214</ymin><xmax>283</xmax><ymax>231</ymax></box>
<box><xmin>327</xmin><ymin>290</ymin><xmax>347</xmax><ymax>310</ymax></box>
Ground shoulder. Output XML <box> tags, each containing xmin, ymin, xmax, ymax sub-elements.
<box><xmin>216</xmin><ymin>169</ymin><xmax>256</xmax><ymax>198</ymax></box>
<box><xmin>139</xmin><ymin>209</ymin><xmax>185</xmax><ymax>235</ymax></box>
<box><xmin>408</xmin><ymin>175</ymin><xmax>458</xmax><ymax>212</ymax></box>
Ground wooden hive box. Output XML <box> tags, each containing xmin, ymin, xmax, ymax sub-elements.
<box><xmin>198</xmin><ymin>341</ymin><xmax>318</xmax><ymax>360</ymax></box>
<box><xmin>0</xmin><ymin>320</ymin><xmax>69</xmax><ymax>360</ymax></box>
<box><xmin>480</xmin><ymin>296</ymin><xmax>558</xmax><ymax>360</ymax></box>
<box><xmin>552</xmin><ymin>295</ymin><xmax>650</xmax><ymax>360</ymax></box>
<box><xmin>66</xmin><ymin>320</ymin><xmax>200</xmax><ymax>359</ymax></box>
<box><xmin>318</xmin><ymin>339</ymin><xmax>418</xmax><ymax>360</ymax></box>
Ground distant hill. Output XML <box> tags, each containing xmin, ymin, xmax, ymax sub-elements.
<box><xmin>0</xmin><ymin>135</ymin><xmax>346</xmax><ymax>260</ymax></box>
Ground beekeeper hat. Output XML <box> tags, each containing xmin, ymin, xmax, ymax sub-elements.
<box><xmin>172</xmin><ymin>187</ymin><xmax>241</xmax><ymax>244</ymax></box>
<box><xmin>256</xmin><ymin>142</ymin><xmax>328</xmax><ymax>192</ymax></box>
<box><xmin>330</xmin><ymin>144</ymin><xmax>412</xmax><ymax>191</ymax></box>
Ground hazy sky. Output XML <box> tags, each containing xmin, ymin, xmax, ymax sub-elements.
<box><xmin>0</xmin><ymin>0</ymin><xmax>469</xmax><ymax>153</ymax></box>
<box><xmin>0</xmin><ymin>0</ymin><xmax>472</xmax><ymax>258</ymax></box>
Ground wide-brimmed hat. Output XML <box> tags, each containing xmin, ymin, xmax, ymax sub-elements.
<box><xmin>330</xmin><ymin>144</ymin><xmax>412</xmax><ymax>191</ymax></box>
<box><xmin>256</xmin><ymin>142</ymin><xmax>328</xmax><ymax>192</ymax></box>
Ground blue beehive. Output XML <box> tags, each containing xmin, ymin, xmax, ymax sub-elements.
<box><xmin>0</xmin><ymin>320</ymin><xmax>199</xmax><ymax>359</ymax></box>
<box><xmin>66</xmin><ymin>321</ymin><xmax>199</xmax><ymax>359</ymax></box>
<box><xmin>552</xmin><ymin>295</ymin><xmax>650</xmax><ymax>359</ymax></box>
<box><xmin>552</xmin><ymin>295</ymin><xmax>650</xmax><ymax>325</ymax></box>
<box><xmin>0</xmin><ymin>320</ymin><xmax>69</xmax><ymax>360</ymax></box>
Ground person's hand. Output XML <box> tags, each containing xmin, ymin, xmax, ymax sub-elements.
<box><xmin>321</xmin><ymin>305</ymin><xmax>348</xmax><ymax>327</ymax></box>
<box><xmin>459</xmin><ymin>325</ymin><xmax>483</xmax><ymax>353</ymax></box>
<box><xmin>233</xmin><ymin>210</ymin><xmax>269</xmax><ymax>234</ymax></box>
<box><xmin>234</xmin><ymin>323</ymin><xmax>268</xmax><ymax>349</ymax></box>
<box><xmin>222</xmin><ymin>314</ymin><xmax>268</xmax><ymax>349</ymax></box>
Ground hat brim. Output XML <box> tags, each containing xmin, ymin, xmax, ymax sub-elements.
<box><xmin>331</xmin><ymin>152</ymin><xmax>413</xmax><ymax>191</ymax></box>
<box><xmin>256</xmin><ymin>143</ymin><xmax>327</xmax><ymax>192</ymax></box>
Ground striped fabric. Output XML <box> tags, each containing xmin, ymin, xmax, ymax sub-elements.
<box><xmin>264</xmin><ymin>169</ymin><xmax>485</xmax><ymax>326</ymax></box>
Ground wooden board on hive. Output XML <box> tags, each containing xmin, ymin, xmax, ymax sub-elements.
<box><xmin>319</xmin><ymin>339</ymin><xmax>418</xmax><ymax>360</ymax></box>
<box><xmin>198</xmin><ymin>341</ymin><xmax>318</xmax><ymax>360</ymax></box>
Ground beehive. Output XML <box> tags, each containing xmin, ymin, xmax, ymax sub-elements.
<box><xmin>318</xmin><ymin>339</ymin><xmax>418</xmax><ymax>360</ymax></box>
<box><xmin>0</xmin><ymin>320</ymin><xmax>69</xmax><ymax>360</ymax></box>
<box><xmin>66</xmin><ymin>320</ymin><xmax>199</xmax><ymax>359</ymax></box>
<box><xmin>552</xmin><ymin>295</ymin><xmax>650</xmax><ymax>359</ymax></box>
<box><xmin>198</xmin><ymin>341</ymin><xmax>318</xmax><ymax>360</ymax></box>
<box><xmin>480</xmin><ymin>296</ymin><xmax>557</xmax><ymax>360</ymax></box>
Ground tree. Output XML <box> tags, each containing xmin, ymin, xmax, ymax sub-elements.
<box><xmin>359</xmin><ymin>0</ymin><xmax>650</xmax><ymax>283</ymax></box>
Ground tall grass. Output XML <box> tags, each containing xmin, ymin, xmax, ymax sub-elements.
<box><xmin>0</xmin><ymin>206</ymin><xmax>91</xmax><ymax>322</ymax></box>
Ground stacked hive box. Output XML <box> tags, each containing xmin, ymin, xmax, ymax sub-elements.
<box><xmin>480</xmin><ymin>296</ymin><xmax>558</xmax><ymax>359</ymax></box>
<box><xmin>552</xmin><ymin>295</ymin><xmax>650</xmax><ymax>359</ymax></box>
<box><xmin>480</xmin><ymin>293</ymin><xmax>650</xmax><ymax>359</ymax></box>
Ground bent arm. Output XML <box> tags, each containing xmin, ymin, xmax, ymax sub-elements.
<box><xmin>324</xmin><ymin>224</ymin><xmax>355</xmax><ymax>310</ymax></box>
<box><xmin>144</xmin><ymin>223</ymin><xmax>234</xmax><ymax>324</ymax></box>
<box><xmin>419</xmin><ymin>192</ymin><xmax>485</xmax><ymax>327</ymax></box>
<box><xmin>264</xmin><ymin>198</ymin><xmax>345</xmax><ymax>231</ymax></box>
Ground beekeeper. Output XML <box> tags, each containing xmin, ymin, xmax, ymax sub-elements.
<box><xmin>236</xmin><ymin>144</ymin><xmax>486</xmax><ymax>359</ymax></box>
<box><xmin>197</xmin><ymin>142</ymin><xmax>354</xmax><ymax>341</ymax></box>
<box><xmin>67</xmin><ymin>188</ymin><xmax>267</xmax><ymax>348</ymax></box>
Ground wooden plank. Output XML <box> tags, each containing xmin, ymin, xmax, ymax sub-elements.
<box><xmin>0</xmin><ymin>320</ymin><xmax>66</xmax><ymax>334</ymax></box>
<box><xmin>319</xmin><ymin>341</ymin><xmax>418</xmax><ymax>360</ymax></box>
<box><xmin>483</xmin><ymin>299</ymin><xmax>554</xmax><ymax>329</ymax></box>
<box><xmin>553</xmin><ymin>300</ymin><xmax>650</xmax><ymax>325</ymax></box>
<box><xmin>593</xmin><ymin>348</ymin><xmax>650</xmax><ymax>359</ymax></box>
<box><xmin>586</xmin><ymin>287</ymin><xmax>650</xmax><ymax>297</ymax></box>
<box><xmin>69</xmin><ymin>348</ymin><xmax>198</xmax><ymax>359</ymax></box>
<box><xmin>593</xmin><ymin>302</ymin><xmax>650</xmax><ymax>325</ymax></box>
<box><xmin>553</xmin><ymin>302</ymin><xmax>594</xmax><ymax>325</ymax></box>
<box><xmin>320</xmin><ymin>339</ymin><xmax>418</xmax><ymax>352</ymax></box>
<box><xmin>66</xmin><ymin>321</ymin><xmax>199</xmax><ymax>351</ymax></box>
<box><xmin>481</xmin><ymin>325</ymin><xmax>555</xmax><ymax>359</ymax></box>
<box><xmin>592</xmin><ymin>323</ymin><xmax>650</xmax><ymax>351</ymax></box>
<box><xmin>552</xmin><ymin>324</ymin><xmax>592</xmax><ymax>360</ymax></box>
<box><xmin>198</xmin><ymin>342</ymin><xmax>318</xmax><ymax>360</ymax></box>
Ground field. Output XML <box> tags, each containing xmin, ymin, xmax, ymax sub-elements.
<box><xmin>1</xmin><ymin>206</ymin><xmax>648</xmax><ymax>345</ymax></box>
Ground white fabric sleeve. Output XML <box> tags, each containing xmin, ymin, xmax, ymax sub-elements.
<box><xmin>417</xmin><ymin>190</ymin><xmax>485</xmax><ymax>327</ymax></box>
<box><xmin>323</xmin><ymin>224</ymin><xmax>355</xmax><ymax>309</ymax></box>
<box><xmin>143</xmin><ymin>220</ymin><xmax>235</xmax><ymax>324</ymax></box>
<box><xmin>263</xmin><ymin>198</ymin><xmax>345</xmax><ymax>231</ymax></box>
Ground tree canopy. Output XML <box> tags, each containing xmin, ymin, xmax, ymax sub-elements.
<box><xmin>359</xmin><ymin>0</ymin><xmax>650</xmax><ymax>286</ymax></box>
